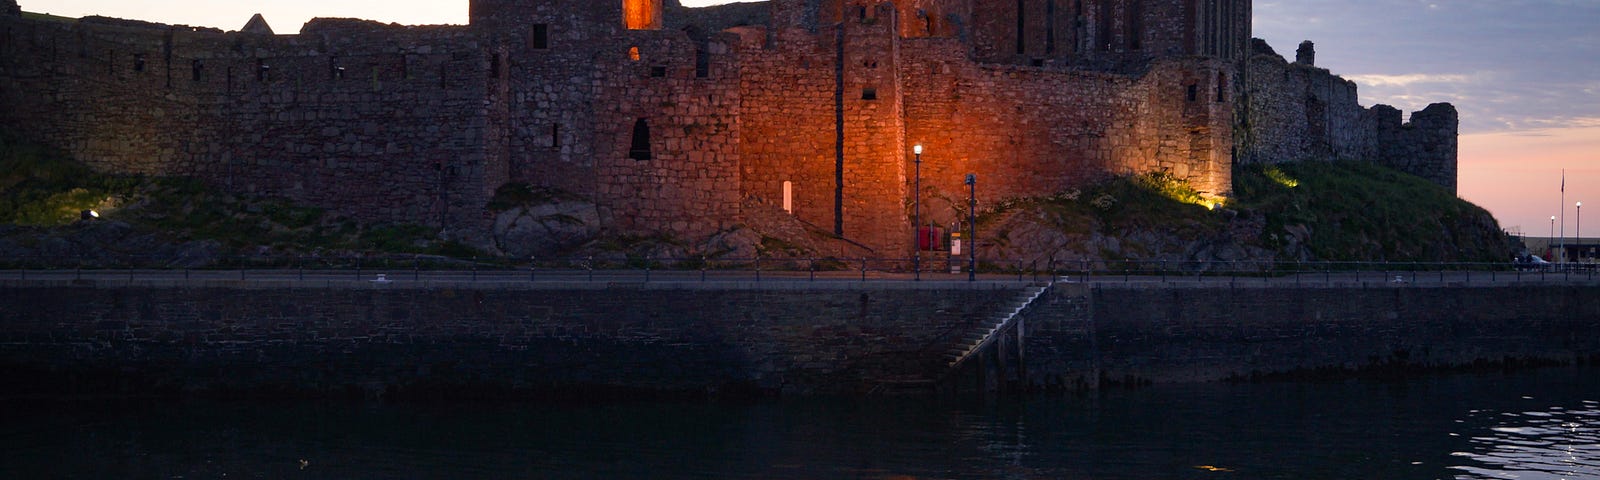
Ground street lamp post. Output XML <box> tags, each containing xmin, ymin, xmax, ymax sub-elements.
<box><xmin>913</xmin><ymin>144</ymin><xmax>922</xmax><ymax>281</ymax></box>
<box><xmin>1579</xmin><ymin>202</ymin><xmax>1584</xmax><ymax>262</ymax></box>
<box><xmin>1551</xmin><ymin>216</ymin><xmax>1557</xmax><ymax>260</ymax></box>
<box><xmin>965</xmin><ymin>174</ymin><xmax>976</xmax><ymax>282</ymax></box>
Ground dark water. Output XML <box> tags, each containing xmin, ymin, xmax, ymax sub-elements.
<box><xmin>3</xmin><ymin>368</ymin><xmax>1595</xmax><ymax>479</ymax></box>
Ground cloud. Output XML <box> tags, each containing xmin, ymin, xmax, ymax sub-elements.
<box><xmin>1345</xmin><ymin>73</ymin><xmax>1475</xmax><ymax>88</ymax></box>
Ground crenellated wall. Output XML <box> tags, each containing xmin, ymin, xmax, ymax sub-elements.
<box><xmin>0</xmin><ymin>0</ymin><xmax>1453</xmax><ymax>256</ymax></box>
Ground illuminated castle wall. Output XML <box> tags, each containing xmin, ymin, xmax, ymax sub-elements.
<box><xmin>0</xmin><ymin>0</ymin><xmax>1454</xmax><ymax>254</ymax></box>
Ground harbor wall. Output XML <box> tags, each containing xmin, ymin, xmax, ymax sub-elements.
<box><xmin>2</xmin><ymin>280</ymin><xmax>1596</xmax><ymax>397</ymax></box>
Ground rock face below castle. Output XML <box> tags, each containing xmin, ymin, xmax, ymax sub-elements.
<box><xmin>0</xmin><ymin>0</ymin><xmax>1455</xmax><ymax>256</ymax></box>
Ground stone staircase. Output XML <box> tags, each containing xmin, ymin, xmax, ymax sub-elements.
<box><xmin>865</xmin><ymin>280</ymin><xmax>1055</xmax><ymax>396</ymax></box>
<box><xmin>944</xmin><ymin>282</ymin><xmax>1053</xmax><ymax>370</ymax></box>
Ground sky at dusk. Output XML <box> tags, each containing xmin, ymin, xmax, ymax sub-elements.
<box><xmin>20</xmin><ymin>0</ymin><xmax>1600</xmax><ymax>239</ymax></box>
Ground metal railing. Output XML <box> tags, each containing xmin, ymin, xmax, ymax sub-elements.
<box><xmin>0</xmin><ymin>254</ymin><xmax>1596</xmax><ymax>285</ymax></box>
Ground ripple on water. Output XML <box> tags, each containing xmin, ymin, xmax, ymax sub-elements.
<box><xmin>1452</xmin><ymin>400</ymin><xmax>1599</xmax><ymax>480</ymax></box>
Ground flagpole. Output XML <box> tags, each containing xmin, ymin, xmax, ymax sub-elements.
<box><xmin>1560</xmin><ymin>170</ymin><xmax>1566</xmax><ymax>264</ymax></box>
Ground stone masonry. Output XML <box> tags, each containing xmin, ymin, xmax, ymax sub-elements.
<box><xmin>0</xmin><ymin>0</ymin><xmax>1456</xmax><ymax>254</ymax></box>
<box><xmin>1241</xmin><ymin>39</ymin><xmax>1459</xmax><ymax>193</ymax></box>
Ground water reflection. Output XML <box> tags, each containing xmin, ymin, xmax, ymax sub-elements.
<box><xmin>1451</xmin><ymin>399</ymin><xmax>1599</xmax><ymax>480</ymax></box>
<box><xmin>0</xmin><ymin>368</ymin><xmax>1594</xmax><ymax>479</ymax></box>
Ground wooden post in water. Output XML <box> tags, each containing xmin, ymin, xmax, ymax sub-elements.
<box><xmin>996</xmin><ymin>331</ymin><xmax>1009</xmax><ymax>393</ymax></box>
<box><xmin>1018</xmin><ymin>315</ymin><xmax>1027</xmax><ymax>392</ymax></box>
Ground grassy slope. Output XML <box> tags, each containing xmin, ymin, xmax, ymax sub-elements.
<box><xmin>1</xmin><ymin>131</ymin><xmax>1512</xmax><ymax>262</ymax></box>
<box><xmin>0</xmin><ymin>133</ymin><xmax>473</xmax><ymax>257</ymax></box>
<box><xmin>1233</xmin><ymin>162</ymin><xmax>1511</xmax><ymax>262</ymax></box>
<box><xmin>993</xmin><ymin>162</ymin><xmax>1511</xmax><ymax>263</ymax></box>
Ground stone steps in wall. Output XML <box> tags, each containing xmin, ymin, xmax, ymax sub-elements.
<box><xmin>943</xmin><ymin>282</ymin><xmax>1053</xmax><ymax>368</ymax></box>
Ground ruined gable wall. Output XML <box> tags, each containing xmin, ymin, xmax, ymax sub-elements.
<box><xmin>0</xmin><ymin>14</ymin><xmax>498</xmax><ymax>233</ymax></box>
<box><xmin>1376</xmin><ymin>103</ymin><xmax>1457</xmax><ymax>193</ymax></box>
<box><xmin>1243</xmin><ymin>39</ymin><xmax>1457</xmax><ymax>193</ymax></box>
<box><xmin>1241</xmin><ymin>41</ymin><xmax>1375</xmax><ymax>164</ymax></box>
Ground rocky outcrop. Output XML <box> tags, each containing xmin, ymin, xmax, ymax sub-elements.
<box><xmin>0</xmin><ymin>221</ymin><xmax>222</xmax><ymax>268</ymax></box>
<box><xmin>492</xmin><ymin>200</ymin><xmax>602</xmax><ymax>259</ymax></box>
<box><xmin>985</xmin><ymin>208</ymin><xmax>1290</xmax><ymax>271</ymax></box>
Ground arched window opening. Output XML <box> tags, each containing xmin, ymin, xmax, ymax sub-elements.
<box><xmin>628</xmin><ymin>118</ymin><xmax>652</xmax><ymax>161</ymax></box>
<box><xmin>623</xmin><ymin>0</ymin><xmax>661</xmax><ymax>30</ymax></box>
<box><xmin>628</xmin><ymin>46</ymin><xmax>641</xmax><ymax>62</ymax></box>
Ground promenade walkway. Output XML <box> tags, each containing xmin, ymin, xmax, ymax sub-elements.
<box><xmin>2</xmin><ymin>267</ymin><xmax>1595</xmax><ymax>288</ymax></box>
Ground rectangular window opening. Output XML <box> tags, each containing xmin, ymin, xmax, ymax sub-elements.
<box><xmin>695</xmin><ymin>49</ymin><xmax>710</xmax><ymax>78</ymax></box>
<box><xmin>133</xmin><ymin>53</ymin><xmax>146</xmax><ymax>73</ymax></box>
<box><xmin>531</xmin><ymin>24</ymin><xmax>549</xmax><ymax>49</ymax></box>
<box><xmin>1098</xmin><ymin>1</ymin><xmax>1112</xmax><ymax>51</ymax></box>
<box><xmin>1015</xmin><ymin>0</ymin><xmax>1026</xmax><ymax>55</ymax></box>
<box><xmin>1186</xmin><ymin>84</ymin><xmax>1198</xmax><ymax>102</ymax></box>
<box><xmin>551</xmin><ymin>123</ymin><xmax>561</xmax><ymax>148</ymax></box>
<box><xmin>1046</xmin><ymin>0</ymin><xmax>1057</xmax><ymax>54</ymax></box>
<box><xmin>1128</xmin><ymin>0</ymin><xmax>1144</xmax><ymax>50</ymax></box>
<box><xmin>862</xmin><ymin>87</ymin><xmax>878</xmax><ymax>100</ymax></box>
<box><xmin>650</xmin><ymin>66</ymin><xmax>667</xmax><ymax>78</ymax></box>
<box><xmin>191</xmin><ymin>59</ymin><xmax>203</xmax><ymax>82</ymax></box>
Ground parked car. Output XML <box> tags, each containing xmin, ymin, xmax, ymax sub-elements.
<box><xmin>1514</xmin><ymin>254</ymin><xmax>1552</xmax><ymax>271</ymax></box>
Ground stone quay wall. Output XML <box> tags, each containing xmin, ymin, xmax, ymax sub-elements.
<box><xmin>0</xmin><ymin>281</ymin><xmax>1029</xmax><ymax>397</ymax></box>
<box><xmin>2</xmin><ymin>280</ymin><xmax>1596</xmax><ymax>398</ymax></box>
<box><xmin>1025</xmin><ymin>284</ymin><xmax>1600</xmax><ymax>389</ymax></box>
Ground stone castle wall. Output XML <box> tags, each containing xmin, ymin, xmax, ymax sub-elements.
<box><xmin>1242</xmin><ymin>39</ymin><xmax>1459</xmax><ymax>193</ymax></box>
<box><xmin>0</xmin><ymin>0</ymin><xmax>1456</xmax><ymax>254</ymax></box>
<box><xmin>0</xmin><ymin>15</ymin><xmax>498</xmax><ymax>234</ymax></box>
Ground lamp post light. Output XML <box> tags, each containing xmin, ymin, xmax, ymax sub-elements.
<box><xmin>1551</xmin><ymin>215</ymin><xmax>1557</xmax><ymax>260</ymax></box>
<box><xmin>913</xmin><ymin>144</ymin><xmax>922</xmax><ymax>281</ymax></box>
<box><xmin>965</xmin><ymin>173</ymin><xmax>977</xmax><ymax>282</ymax></box>
<box><xmin>1579</xmin><ymin>202</ymin><xmax>1584</xmax><ymax>262</ymax></box>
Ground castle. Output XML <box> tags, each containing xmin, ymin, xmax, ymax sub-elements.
<box><xmin>0</xmin><ymin>0</ymin><xmax>1456</xmax><ymax>256</ymax></box>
